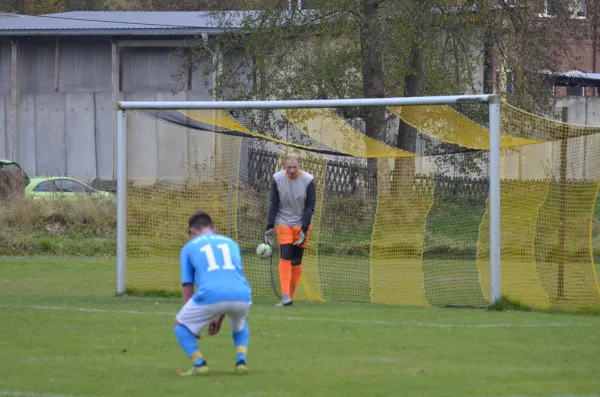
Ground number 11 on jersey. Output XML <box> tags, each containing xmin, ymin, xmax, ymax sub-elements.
<box><xmin>200</xmin><ymin>243</ymin><xmax>236</xmax><ymax>271</ymax></box>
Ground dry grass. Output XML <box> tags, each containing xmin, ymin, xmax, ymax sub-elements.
<box><xmin>1</xmin><ymin>179</ymin><xmax>598</xmax><ymax>264</ymax></box>
<box><xmin>126</xmin><ymin>180</ymin><xmax>240</xmax><ymax>258</ymax></box>
<box><xmin>0</xmin><ymin>170</ymin><xmax>25</xmax><ymax>201</ymax></box>
<box><xmin>0</xmin><ymin>196</ymin><xmax>116</xmax><ymax>256</ymax></box>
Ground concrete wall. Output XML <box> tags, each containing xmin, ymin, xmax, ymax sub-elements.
<box><xmin>0</xmin><ymin>90</ymin><xmax>219</xmax><ymax>182</ymax></box>
<box><xmin>59</xmin><ymin>37</ymin><xmax>112</xmax><ymax>93</ymax></box>
<box><xmin>413</xmin><ymin>97</ymin><xmax>600</xmax><ymax>181</ymax></box>
<box><xmin>0</xmin><ymin>36</ymin><xmax>218</xmax><ymax>183</ymax></box>
<box><xmin>497</xmin><ymin>97</ymin><xmax>600</xmax><ymax>181</ymax></box>
<box><xmin>554</xmin><ymin>97</ymin><xmax>600</xmax><ymax>180</ymax></box>
<box><xmin>0</xmin><ymin>38</ymin><xmax>10</xmax><ymax>94</ymax></box>
<box><xmin>124</xmin><ymin>91</ymin><xmax>217</xmax><ymax>186</ymax></box>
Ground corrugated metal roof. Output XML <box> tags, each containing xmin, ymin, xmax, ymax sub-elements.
<box><xmin>0</xmin><ymin>10</ymin><xmax>246</xmax><ymax>36</ymax></box>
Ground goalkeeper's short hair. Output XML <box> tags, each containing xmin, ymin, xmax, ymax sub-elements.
<box><xmin>283</xmin><ymin>153</ymin><xmax>301</xmax><ymax>164</ymax></box>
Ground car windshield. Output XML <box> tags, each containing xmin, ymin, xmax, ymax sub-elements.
<box><xmin>33</xmin><ymin>181</ymin><xmax>58</xmax><ymax>192</ymax></box>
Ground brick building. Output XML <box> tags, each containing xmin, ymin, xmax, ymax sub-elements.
<box><xmin>541</xmin><ymin>0</ymin><xmax>600</xmax><ymax>96</ymax></box>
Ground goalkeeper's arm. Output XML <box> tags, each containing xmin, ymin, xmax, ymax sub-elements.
<box><xmin>266</xmin><ymin>179</ymin><xmax>280</xmax><ymax>230</ymax></box>
<box><xmin>301</xmin><ymin>180</ymin><xmax>316</xmax><ymax>233</ymax></box>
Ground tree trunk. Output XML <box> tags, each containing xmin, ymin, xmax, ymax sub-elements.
<box><xmin>394</xmin><ymin>38</ymin><xmax>423</xmax><ymax>192</ymax></box>
<box><xmin>360</xmin><ymin>0</ymin><xmax>386</xmax><ymax>197</ymax></box>
<box><xmin>397</xmin><ymin>38</ymin><xmax>423</xmax><ymax>152</ymax></box>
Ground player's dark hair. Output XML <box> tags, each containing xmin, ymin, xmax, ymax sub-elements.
<box><xmin>188</xmin><ymin>211</ymin><xmax>214</xmax><ymax>234</ymax></box>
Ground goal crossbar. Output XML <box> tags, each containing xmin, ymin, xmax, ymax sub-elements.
<box><xmin>118</xmin><ymin>95</ymin><xmax>493</xmax><ymax>110</ymax></box>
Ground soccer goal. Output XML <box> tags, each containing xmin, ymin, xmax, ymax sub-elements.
<box><xmin>115</xmin><ymin>95</ymin><xmax>600</xmax><ymax>312</ymax></box>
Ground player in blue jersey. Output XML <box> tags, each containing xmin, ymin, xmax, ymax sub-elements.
<box><xmin>174</xmin><ymin>211</ymin><xmax>252</xmax><ymax>376</ymax></box>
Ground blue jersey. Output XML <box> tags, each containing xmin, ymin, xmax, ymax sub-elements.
<box><xmin>180</xmin><ymin>232</ymin><xmax>252</xmax><ymax>305</ymax></box>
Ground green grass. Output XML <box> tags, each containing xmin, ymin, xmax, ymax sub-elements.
<box><xmin>1</xmin><ymin>257</ymin><xmax>600</xmax><ymax>397</ymax></box>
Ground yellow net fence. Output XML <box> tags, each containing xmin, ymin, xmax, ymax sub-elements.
<box><xmin>123</xmin><ymin>101</ymin><xmax>600</xmax><ymax>312</ymax></box>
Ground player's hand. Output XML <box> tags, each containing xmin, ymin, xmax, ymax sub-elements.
<box><xmin>293</xmin><ymin>230</ymin><xmax>306</xmax><ymax>246</ymax></box>
<box><xmin>208</xmin><ymin>314</ymin><xmax>225</xmax><ymax>336</ymax></box>
<box><xmin>264</xmin><ymin>228</ymin><xmax>274</xmax><ymax>246</ymax></box>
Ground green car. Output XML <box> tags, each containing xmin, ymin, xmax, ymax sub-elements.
<box><xmin>25</xmin><ymin>176</ymin><xmax>115</xmax><ymax>201</ymax></box>
<box><xmin>0</xmin><ymin>158</ymin><xmax>30</xmax><ymax>187</ymax></box>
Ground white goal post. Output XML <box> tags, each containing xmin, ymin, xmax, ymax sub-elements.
<box><xmin>115</xmin><ymin>94</ymin><xmax>502</xmax><ymax>305</ymax></box>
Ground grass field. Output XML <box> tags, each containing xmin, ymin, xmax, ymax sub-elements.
<box><xmin>1</xmin><ymin>257</ymin><xmax>600</xmax><ymax>397</ymax></box>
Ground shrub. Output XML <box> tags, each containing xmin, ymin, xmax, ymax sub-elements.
<box><xmin>0</xmin><ymin>196</ymin><xmax>116</xmax><ymax>256</ymax></box>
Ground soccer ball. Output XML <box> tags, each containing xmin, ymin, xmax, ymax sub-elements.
<box><xmin>256</xmin><ymin>243</ymin><xmax>273</xmax><ymax>260</ymax></box>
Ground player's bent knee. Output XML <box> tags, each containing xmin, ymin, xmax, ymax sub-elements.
<box><xmin>231</xmin><ymin>322</ymin><xmax>245</xmax><ymax>333</ymax></box>
<box><xmin>231</xmin><ymin>321</ymin><xmax>248</xmax><ymax>334</ymax></box>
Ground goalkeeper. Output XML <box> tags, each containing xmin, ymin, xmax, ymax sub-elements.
<box><xmin>174</xmin><ymin>211</ymin><xmax>252</xmax><ymax>376</ymax></box>
<box><xmin>264</xmin><ymin>153</ymin><xmax>316</xmax><ymax>307</ymax></box>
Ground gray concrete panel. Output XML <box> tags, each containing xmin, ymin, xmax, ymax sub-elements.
<box><xmin>190</xmin><ymin>59</ymin><xmax>212</xmax><ymax>95</ymax></box>
<box><xmin>585</xmin><ymin>97</ymin><xmax>600</xmax><ymax>126</ymax></box>
<box><xmin>584</xmin><ymin>98</ymin><xmax>600</xmax><ymax>180</ymax></box>
<box><xmin>19</xmin><ymin>38</ymin><xmax>56</xmax><ymax>93</ymax></box>
<box><xmin>121</xmin><ymin>47</ymin><xmax>183</xmax><ymax>92</ymax></box>
<box><xmin>0</xmin><ymin>95</ymin><xmax>5</xmax><ymax>159</ymax></box>
<box><xmin>125</xmin><ymin>92</ymin><xmax>158</xmax><ymax>185</ymax></box>
<box><xmin>555</xmin><ymin>97</ymin><xmax>600</xmax><ymax>180</ymax></box>
<box><xmin>221</xmin><ymin>50</ymin><xmax>253</xmax><ymax>100</ymax></box>
<box><xmin>65</xmin><ymin>93</ymin><xmax>96</xmax><ymax>181</ymax></box>
<box><xmin>35</xmin><ymin>93</ymin><xmax>66</xmax><ymax>177</ymax></box>
<box><xmin>18</xmin><ymin>94</ymin><xmax>35</xmax><ymax>175</ymax></box>
<box><xmin>560</xmin><ymin>99</ymin><xmax>587</xmax><ymax>180</ymax></box>
<box><xmin>571</xmin><ymin>100</ymin><xmax>588</xmax><ymax>124</ymax></box>
<box><xmin>4</xmin><ymin>95</ymin><xmax>12</xmax><ymax>161</ymax></box>
<box><xmin>185</xmin><ymin>129</ymin><xmax>215</xmax><ymax>181</ymax></box>
<box><xmin>94</xmin><ymin>92</ymin><xmax>116</xmax><ymax>180</ymax></box>
<box><xmin>59</xmin><ymin>38</ymin><xmax>112</xmax><ymax>93</ymax></box>
<box><xmin>156</xmin><ymin>91</ymin><xmax>188</xmax><ymax>181</ymax></box>
<box><xmin>0</xmin><ymin>39</ymin><xmax>10</xmax><ymax>94</ymax></box>
<box><xmin>185</xmin><ymin>92</ymin><xmax>214</xmax><ymax>178</ymax></box>
<box><xmin>585</xmin><ymin>133</ymin><xmax>600</xmax><ymax>180</ymax></box>
<box><xmin>566</xmin><ymin>135</ymin><xmax>586</xmax><ymax>179</ymax></box>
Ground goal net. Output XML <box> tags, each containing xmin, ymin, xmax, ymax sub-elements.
<box><xmin>116</xmin><ymin>95</ymin><xmax>600</xmax><ymax>312</ymax></box>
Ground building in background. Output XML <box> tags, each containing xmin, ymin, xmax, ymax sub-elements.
<box><xmin>0</xmin><ymin>11</ymin><xmax>246</xmax><ymax>183</ymax></box>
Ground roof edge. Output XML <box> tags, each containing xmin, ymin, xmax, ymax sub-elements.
<box><xmin>0</xmin><ymin>27</ymin><xmax>235</xmax><ymax>36</ymax></box>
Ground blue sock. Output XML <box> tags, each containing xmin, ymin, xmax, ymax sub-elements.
<box><xmin>174</xmin><ymin>324</ymin><xmax>205</xmax><ymax>366</ymax></box>
<box><xmin>232</xmin><ymin>323</ymin><xmax>249</xmax><ymax>363</ymax></box>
